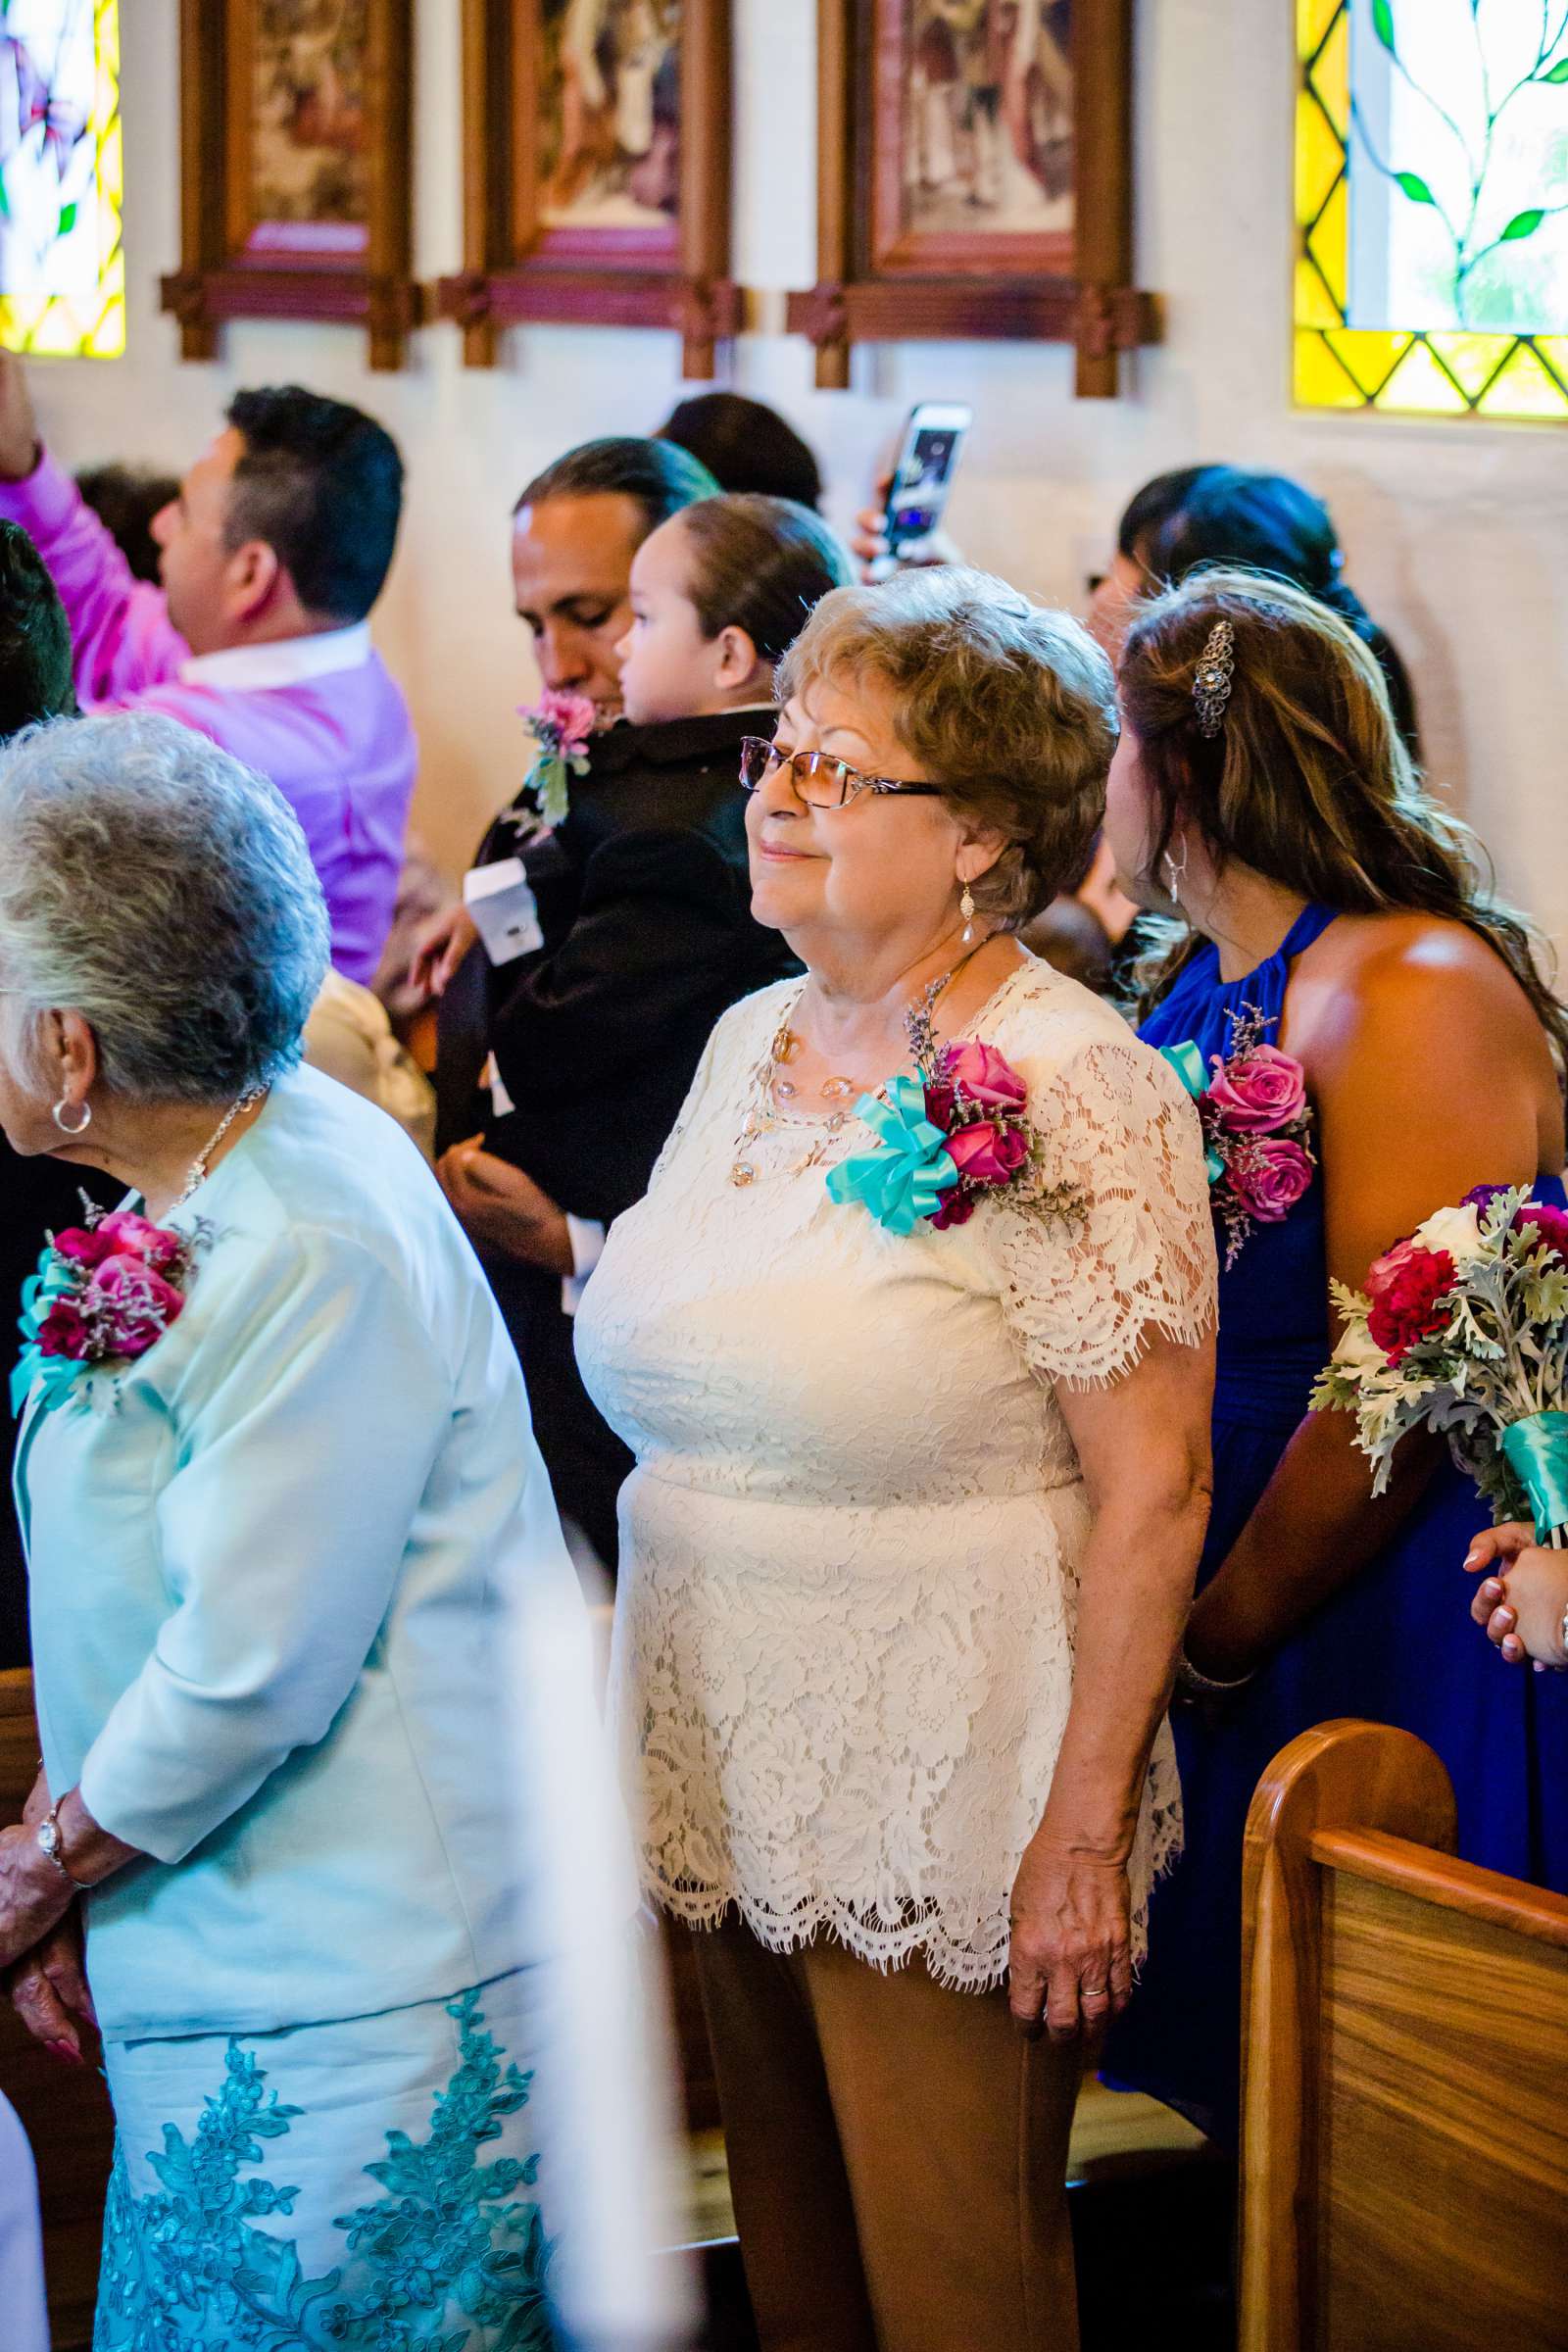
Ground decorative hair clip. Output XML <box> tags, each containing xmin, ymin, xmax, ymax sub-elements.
<box><xmin>1192</xmin><ymin>619</ymin><xmax>1236</xmax><ymax>738</ymax></box>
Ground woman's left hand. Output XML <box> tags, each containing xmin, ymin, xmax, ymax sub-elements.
<box><xmin>1006</xmin><ymin>1830</ymin><xmax>1133</xmax><ymax>2043</ymax></box>
<box><xmin>0</xmin><ymin>1822</ymin><xmax>74</xmax><ymax>1970</ymax></box>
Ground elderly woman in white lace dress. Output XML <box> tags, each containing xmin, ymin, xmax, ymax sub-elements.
<box><xmin>575</xmin><ymin>568</ymin><xmax>1218</xmax><ymax>2352</ymax></box>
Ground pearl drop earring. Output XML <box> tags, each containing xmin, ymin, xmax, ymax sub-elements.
<box><xmin>959</xmin><ymin>884</ymin><xmax>977</xmax><ymax>944</ymax></box>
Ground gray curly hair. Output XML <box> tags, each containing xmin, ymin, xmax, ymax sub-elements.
<box><xmin>0</xmin><ymin>711</ymin><xmax>330</xmax><ymax>1102</ymax></box>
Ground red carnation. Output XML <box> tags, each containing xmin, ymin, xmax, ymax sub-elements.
<box><xmin>1364</xmin><ymin>1238</ymin><xmax>1456</xmax><ymax>1364</ymax></box>
<box><xmin>1514</xmin><ymin>1201</ymin><xmax>1568</xmax><ymax>1262</ymax></box>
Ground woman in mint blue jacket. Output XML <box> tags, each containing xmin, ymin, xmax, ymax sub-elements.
<box><xmin>0</xmin><ymin>713</ymin><xmax>647</xmax><ymax>2351</ymax></box>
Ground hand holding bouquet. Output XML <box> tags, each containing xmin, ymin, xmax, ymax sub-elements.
<box><xmin>1311</xmin><ymin>1186</ymin><xmax>1568</xmax><ymax>1545</ymax></box>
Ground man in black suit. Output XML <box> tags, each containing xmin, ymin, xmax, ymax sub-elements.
<box><xmin>0</xmin><ymin>522</ymin><xmax>118</xmax><ymax>1666</ymax></box>
<box><xmin>422</xmin><ymin>441</ymin><xmax>804</xmax><ymax>1571</ymax></box>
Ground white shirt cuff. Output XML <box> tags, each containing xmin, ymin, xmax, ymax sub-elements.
<box><xmin>561</xmin><ymin>1215</ymin><xmax>607</xmax><ymax>1317</ymax></box>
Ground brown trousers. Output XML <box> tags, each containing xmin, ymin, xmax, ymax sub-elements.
<box><xmin>691</xmin><ymin>1919</ymin><xmax>1081</xmax><ymax>2352</ymax></box>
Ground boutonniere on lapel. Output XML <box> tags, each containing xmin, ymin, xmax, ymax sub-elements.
<box><xmin>827</xmin><ymin>1002</ymin><xmax>1087</xmax><ymax>1239</ymax></box>
<box><xmin>12</xmin><ymin>1207</ymin><xmax>207</xmax><ymax>1419</ymax></box>
<box><xmin>515</xmin><ymin>688</ymin><xmax>596</xmax><ymax>828</ymax></box>
<box><xmin>1159</xmin><ymin>1004</ymin><xmax>1315</xmax><ymax>1269</ymax></box>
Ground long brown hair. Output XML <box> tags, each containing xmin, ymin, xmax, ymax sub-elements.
<box><xmin>1120</xmin><ymin>568</ymin><xmax>1567</xmax><ymax>1077</ymax></box>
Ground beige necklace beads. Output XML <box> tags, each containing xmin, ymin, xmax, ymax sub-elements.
<box><xmin>728</xmin><ymin>966</ymin><xmax>959</xmax><ymax>1190</ymax></box>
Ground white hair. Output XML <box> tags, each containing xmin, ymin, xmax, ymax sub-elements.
<box><xmin>0</xmin><ymin>711</ymin><xmax>330</xmax><ymax>1103</ymax></box>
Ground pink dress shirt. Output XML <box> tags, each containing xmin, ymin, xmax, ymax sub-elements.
<box><xmin>0</xmin><ymin>452</ymin><xmax>416</xmax><ymax>984</ymax></box>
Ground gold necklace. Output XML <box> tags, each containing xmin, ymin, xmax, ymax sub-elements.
<box><xmin>729</xmin><ymin>962</ymin><xmax>967</xmax><ymax>1190</ymax></box>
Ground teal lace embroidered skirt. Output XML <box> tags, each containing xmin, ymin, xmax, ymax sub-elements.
<box><xmin>93</xmin><ymin>1970</ymin><xmax>560</xmax><ymax>2350</ymax></box>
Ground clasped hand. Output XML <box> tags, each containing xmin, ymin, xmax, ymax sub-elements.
<box><xmin>1006</xmin><ymin>1830</ymin><xmax>1133</xmax><ymax>2043</ymax></box>
<box><xmin>1466</xmin><ymin>1522</ymin><xmax>1568</xmax><ymax>1671</ymax></box>
<box><xmin>436</xmin><ymin>1138</ymin><xmax>575</xmax><ymax>1275</ymax></box>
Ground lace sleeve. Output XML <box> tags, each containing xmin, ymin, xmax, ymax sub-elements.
<box><xmin>988</xmin><ymin>1032</ymin><xmax>1218</xmax><ymax>1391</ymax></box>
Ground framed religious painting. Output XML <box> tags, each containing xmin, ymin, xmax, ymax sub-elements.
<box><xmin>0</xmin><ymin>0</ymin><xmax>124</xmax><ymax>359</ymax></box>
<box><xmin>160</xmin><ymin>0</ymin><xmax>421</xmax><ymax>371</ymax></box>
<box><xmin>435</xmin><ymin>0</ymin><xmax>737</xmax><ymax>380</ymax></box>
<box><xmin>787</xmin><ymin>0</ymin><xmax>1157</xmax><ymax>395</ymax></box>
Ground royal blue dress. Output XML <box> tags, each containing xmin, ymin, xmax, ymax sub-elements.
<box><xmin>1104</xmin><ymin>903</ymin><xmax>1568</xmax><ymax>2145</ymax></box>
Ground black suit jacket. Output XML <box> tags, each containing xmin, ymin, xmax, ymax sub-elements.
<box><xmin>434</xmin><ymin>708</ymin><xmax>798</xmax><ymax>1563</ymax></box>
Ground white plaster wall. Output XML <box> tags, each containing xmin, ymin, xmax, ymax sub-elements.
<box><xmin>26</xmin><ymin>0</ymin><xmax>1568</xmax><ymax>953</ymax></box>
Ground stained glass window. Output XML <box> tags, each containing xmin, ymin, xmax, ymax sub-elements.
<box><xmin>1297</xmin><ymin>0</ymin><xmax>1568</xmax><ymax>421</ymax></box>
<box><xmin>0</xmin><ymin>0</ymin><xmax>122</xmax><ymax>359</ymax></box>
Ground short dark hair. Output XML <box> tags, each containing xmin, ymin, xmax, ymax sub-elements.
<box><xmin>677</xmin><ymin>494</ymin><xmax>853</xmax><ymax>664</ymax></box>
<box><xmin>223</xmin><ymin>385</ymin><xmax>404</xmax><ymax>623</ymax></box>
<box><xmin>658</xmin><ymin>393</ymin><xmax>824</xmax><ymax>510</ymax></box>
<box><xmin>514</xmin><ymin>436</ymin><xmax>718</xmax><ymax>540</ymax></box>
<box><xmin>76</xmin><ymin>465</ymin><xmax>179</xmax><ymax>584</ymax></box>
<box><xmin>1146</xmin><ymin>466</ymin><xmax>1420</xmax><ymax>755</ymax></box>
<box><xmin>0</xmin><ymin>522</ymin><xmax>76</xmax><ymax>740</ymax></box>
<box><xmin>1116</xmin><ymin>466</ymin><xmax>1213</xmax><ymax>564</ymax></box>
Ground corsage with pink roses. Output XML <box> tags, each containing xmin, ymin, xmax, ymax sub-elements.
<box><xmin>1160</xmin><ymin>1004</ymin><xmax>1316</xmax><ymax>1269</ymax></box>
<box><xmin>12</xmin><ymin>1206</ymin><xmax>205</xmax><ymax>1419</ymax></box>
<box><xmin>826</xmin><ymin>995</ymin><xmax>1087</xmax><ymax>1238</ymax></box>
<box><xmin>514</xmin><ymin>687</ymin><xmax>597</xmax><ymax>828</ymax></box>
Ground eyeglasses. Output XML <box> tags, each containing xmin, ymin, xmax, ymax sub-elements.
<box><xmin>739</xmin><ymin>736</ymin><xmax>945</xmax><ymax>811</ymax></box>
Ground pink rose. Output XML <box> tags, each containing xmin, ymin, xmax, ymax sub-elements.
<box><xmin>1228</xmin><ymin>1135</ymin><xmax>1314</xmax><ymax>1223</ymax></box>
<box><xmin>944</xmin><ymin>1041</ymin><xmax>1028</xmax><ymax>1110</ymax></box>
<box><xmin>51</xmin><ymin>1223</ymin><xmax>116</xmax><ymax>1269</ymax></box>
<box><xmin>531</xmin><ymin>688</ymin><xmax>597</xmax><ymax>760</ymax></box>
<box><xmin>945</xmin><ymin>1119</ymin><xmax>1030</xmax><ymax>1189</ymax></box>
<box><xmin>94</xmin><ymin>1210</ymin><xmax>184</xmax><ymax>1273</ymax></box>
<box><xmin>1516</xmin><ymin>1201</ymin><xmax>1568</xmax><ymax>1260</ymax></box>
<box><xmin>1205</xmin><ymin>1045</ymin><xmax>1307</xmax><ymax>1133</ymax></box>
<box><xmin>92</xmin><ymin>1255</ymin><xmax>184</xmax><ymax>1355</ymax></box>
<box><xmin>37</xmin><ymin>1299</ymin><xmax>90</xmax><ymax>1360</ymax></box>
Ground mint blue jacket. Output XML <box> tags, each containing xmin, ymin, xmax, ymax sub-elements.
<box><xmin>15</xmin><ymin>1066</ymin><xmax>606</xmax><ymax>2041</ymax></box>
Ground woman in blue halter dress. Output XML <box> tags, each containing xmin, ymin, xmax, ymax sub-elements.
<box><xmin>1098</xmin><ymin>575</ymin><xmax>1568</xmax><ymax>2147</ymax></box>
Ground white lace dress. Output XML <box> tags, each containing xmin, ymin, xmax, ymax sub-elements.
<box><xmin>575</xmin><ymin>957</ymin><xmax>1217</xmax><ymax>1989</ymax></box>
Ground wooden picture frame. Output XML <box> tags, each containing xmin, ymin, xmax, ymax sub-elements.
<box><xmin>435</xmin><ymin>0</ymin><xmax>737</xmax><ymax>380</ymax></box>
<box><xmin>160</xmin><ymin>0</ymin><xmax>422</xmax><ymax>372</ymax></box>
<box><xmin>787</xmin><ymin>0</ymin><xmax>1157</xmax><ymax>396</ymax></box>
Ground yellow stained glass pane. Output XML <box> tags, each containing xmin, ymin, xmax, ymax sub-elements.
<box><xmin>1296</xmin><ymin>254</ymin><xmax>1341</xmax><ymax>330</ymax></box>
<box><xmin>0</xmin><ymin>0</ymin><xmax>123</xmax><ymax>362</ymax></box>
<box><xmin>1298</xmin><ymin>0</ymin><xmax>1344</xmax><ymax>62</ymax></box>
<box><xmin>1295</xmin><ymin>329</ymin><xmax>1366</xmax><ymax>408</ymax></box>
<box><xmin>1424</xmin><ymin>332</ymin><xmax>1510</xmax><ymax>403</ymax></box>
<box><xmin>1476</xmin><ymin>341</ymin><xmax>1568</xmax><ymax>420</ymax></box>
<box><xmin>1373</xmin><ymin>338</ymin><xmax>1470</xmax><ymax>416</ymax></box>
<box><xmin>1296</xmin><ymin>93</ymin><xmax>1345</xmax><ymax>228</ymax></box>
<box><xmin>1533</xmin><ymin>340</ymin><xmax>1568</xmax><ymax>392</ymax></box>
<box><xmin>1325</xmin><ymin>328</ymin><xmax>1411</xmax><ymax>398</ymax></box>
<box><xmin>1305</xmin><ymin>176</ymin><xmax>1350</xmax><ymax>314</ymax></box>
<box><xmin>1307</xmin><ymin>6</ymin><xmax>1350</xmax><ymax>142</ymax></box>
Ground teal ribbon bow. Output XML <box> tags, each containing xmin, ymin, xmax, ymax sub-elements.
<box><xmin>11</xmin><ymin>1248</ymin><xmax>84</xmax><ymax>1420</ymax></box>
<box><xmin>1159</xmin><ymin>1040</ymin><xmax>1224</xmax><ymax>1184</ymax></box>
<box><xmin>1500</xmin><ymin>1411</ymin><xmax>1568</xmax><ymax>1543</ymax></box>
<box><xmin>825</xmin><ymin>1074</ymin><xmax>958</xmax><ymax>1236</ymax></box>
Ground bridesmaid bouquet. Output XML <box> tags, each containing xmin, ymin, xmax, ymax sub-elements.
<box><xmin>827</xmin><ymin>1030</ymin><xmax>1085</xmax><ymax>1239</ymax></box>
<box><xmin>516</xmin><ymin>687</ymin><xmax>596</xmax><ymax>827</ymax></box>
<box><xmin>1160</xmin><ymin>1005</ymin><xmax>1315</xmax><ymax>1268</ymax></box>
<box><xmin>1310</xmin><ymin>1187</ymin><xmax>1568</xmax><ymax>1545</ymax></box>
<box><xmin>12</xmin><ymin>1207</ymin><xmax>202</xmax><ymax>1419</ymax></box>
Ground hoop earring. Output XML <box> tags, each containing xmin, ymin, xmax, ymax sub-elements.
<box><xmin>1161</xmin><ymin>840</ymin><xmax>1189</xmax><ymax>909</ymax></box>
<box><xmin>52</xmin><ymin>1096</ymin><xmax>91</xmax><ymax>1137</ymax></box>
<box><xmin>959</xmin><ymin>884</ymin><xmax>977</xmax><ymax>945</ymax></box>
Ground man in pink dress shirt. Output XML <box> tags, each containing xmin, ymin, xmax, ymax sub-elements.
<box><xmin>0</xmin><ymin>356</ymin><xmax>415</xmax><ymax>984</ymax></box>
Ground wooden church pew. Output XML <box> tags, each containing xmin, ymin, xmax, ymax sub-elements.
<box><xmin>1240</xmin><ymin>1716</ymin><xmax>1568</xmax><ymax>2352</ymax></box>
<box><xmin>0</xmin><ymin>1668</ymin><xmax>114</xmax><ymax>2351</ymax></box>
